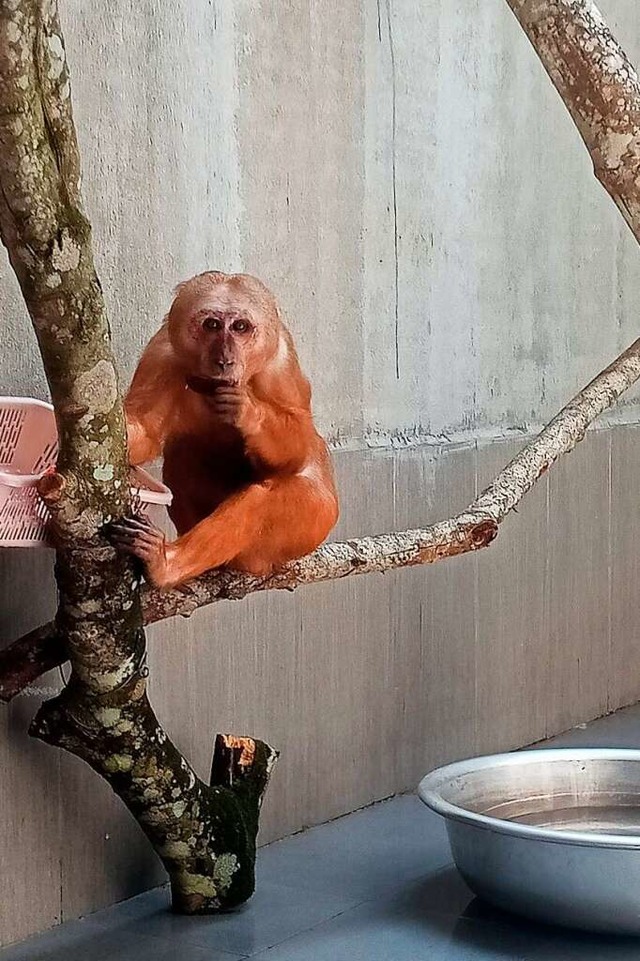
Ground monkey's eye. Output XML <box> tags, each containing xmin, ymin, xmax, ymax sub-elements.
<box><xmin>202</xmin><ymin>317</ymin><xmax>222</xmax><ymax>332</ymax></box>
<box><xmin>231</xmin><ymin>319</ymin><xmax>251</xmax><ymax>334</ymax></box>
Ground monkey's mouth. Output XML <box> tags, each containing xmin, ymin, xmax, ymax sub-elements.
<box><xmin>186</xmin><ymin>375</ymin><xmax>234</xmax><ymax>396</ymax></box>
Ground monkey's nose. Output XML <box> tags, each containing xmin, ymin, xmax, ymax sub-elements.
<box><xmin>215</xmin><ymin>359</ymin><xmax>234</xmax><ymax>370</ymax></box>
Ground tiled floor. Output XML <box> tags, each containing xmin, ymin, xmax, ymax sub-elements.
<box><xmin>5</xmin><ymin>703</ymin><xmax>640</xmax><ymax>960</ymax></box>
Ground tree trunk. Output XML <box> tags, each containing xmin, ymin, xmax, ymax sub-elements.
<box><xmin>0</xmin><ymin>0</ymin><xmax>276</xmax><ymax>913</ymax></box>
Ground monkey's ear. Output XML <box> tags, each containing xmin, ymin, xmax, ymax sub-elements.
<box><xmin>273</xmin><ymin>303</ymin><xmax>288</xmax><ymax>327</ymax></box>
<box><xmin>172</xmin><ymin>278</ymin><xmax>196</xmax><ymax>298</ymax></box>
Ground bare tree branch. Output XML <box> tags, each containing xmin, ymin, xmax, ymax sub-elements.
<box><xmin>0</xmin><ymin>624</ymin><xmax>64</xmax><ymax>701</ymax></box>
<box><xmin>505</xmin><ymin>0</ymin><xmax>640</xmax><ymax>242</ymax></box>
<box><xmin>144</xmin><ymin>331</ymin><xmax>640</xmax><ymax>623</ymax></box>
<box><xmin>4</xmin><ymin>332</ymin><xmax>640</xmax><ymax>701</ymax></box>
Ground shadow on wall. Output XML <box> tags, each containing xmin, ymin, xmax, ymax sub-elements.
<box><xmin>0</xmin><ymin>546</ymin><xmax>165</xmax><ymax>938</ymax></box>
<box><xmin>0</xmin><ymin>547</ymin><xmax>56</xmax><ymax>637</ymax></box>
<box><xmin>0</xmin><ymin>547</ymin><xmax>61</xmax><ymax>939</ymax></box>
<box><xmin>0</xmin><ymin>544</ymin><xmax>59</xmax><ymax>747</ymax></box>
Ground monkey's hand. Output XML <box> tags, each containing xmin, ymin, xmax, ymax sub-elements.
<box><xmin>209</xmin><ymin>385</ymin><xmax>262</xmax><ymax>432</ymax></box>
<box><xmin>107</xmin><ymin>516</ymin><xmax>175</xmax><ymax>589</ymax></box>
<box><xmin>203</xmin><ymin>384</ymin><xmax>246</xmax><ymax>426</ymax></box>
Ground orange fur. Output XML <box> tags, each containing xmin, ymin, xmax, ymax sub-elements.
<box><xmin>120</xmin><ymin>271</ymin><xmax>339</xmax><ymax>589</ymax></box>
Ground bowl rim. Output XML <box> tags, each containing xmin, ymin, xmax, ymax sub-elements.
<box><xmin>418</xmin><ymin>748</ymin><xmax>640</xmax><ymax>850</ymax></box>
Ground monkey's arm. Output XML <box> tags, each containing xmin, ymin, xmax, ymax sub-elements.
<box><xmin>110</xmin><ymin>492</ymin><xmax>257</xmax><ymax>588</ymax></box>
<box><xmin>208</xmin><ymin>384</ymin><xmax>316</xmax><ymax>473</ymax></box>
<box><xmin>109</xmin><ymin>474</ymin><xmax>337</xmax><ymax>589</ymax></box>
<box><xmin>124</xmin><ymin>328</ymin><xmax>176</xmax><ymax>465</ymax></box>
<box><xmin>125</xmin><ymin>415</ymin><xmax>162</xmax><ymax>466</ymax></box>
<box><xmin>241</xmin><ymin>401</ymin><xmax>316</xmax><ymax>473</ymax></box>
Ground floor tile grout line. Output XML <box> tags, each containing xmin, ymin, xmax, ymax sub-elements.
<box><xmin>241</xmin><ymin>862</ymin><xmax>462</xmax><ymax>958</ymax></box>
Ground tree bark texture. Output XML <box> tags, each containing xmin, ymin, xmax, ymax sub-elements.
<box><xmin>505</xmin><ymin>0</ymin><xmax>640</xmax><ymax>243</ymax></box>
<box><xmin>0</xmin><ymin>0</ymin><xmax>276</xmax><ymax>913</ymax></box>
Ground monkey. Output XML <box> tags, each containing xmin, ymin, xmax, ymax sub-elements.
<box><xmin>109</xmin><ymin>271</ymin><xmax>339</xmax><ymax>589</ymax></box>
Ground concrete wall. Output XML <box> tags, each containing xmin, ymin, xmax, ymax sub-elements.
<box><xmin>1</xmin><ymin>0</ymin><xmax>640</xmax><ymax>946</ymax></box>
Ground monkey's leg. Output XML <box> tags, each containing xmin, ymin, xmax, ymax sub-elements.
<box><xmin>232</xmin><ymin>475</ymin><xmax>338</xmax><ymax>575</ymax></box>
<box><xmin>110</xmin><ymin>476</ymin><xmax>336</xmax><ymax>589</ymax></box>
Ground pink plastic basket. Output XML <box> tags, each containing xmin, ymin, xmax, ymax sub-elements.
<box><xmin>0</xmin><ymin>397</ymin><xmax>172</xmax><ymax>547</ymax></box>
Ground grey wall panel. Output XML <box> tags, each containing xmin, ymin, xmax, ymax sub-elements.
<box><xmin>401</xmin><ymin>446</ymin><xmax>478</xmax><ymax>776</ymax></box>
<box><xmin>0</xmin><ymin>553</ymin><xmax>60</xmax><ymax>943</ymax></box>
<box><xmin>59</xmin><ymin>754</ymin><xmax>163</xmax><ymax>922</ymax></box>
<box><xmin>0</xmin><ymin>696</ymin><xmax>61</xmax><ymax>945</ymax></box>
<box><xmin>475</xmin><ymin>439</ymin><xmax>549</xmax><ymax>753</ymax></box>
<box><xmin>610</xmin><ymin>427</ymin><xmax>640</xmax><ymax>711</ymax></box>
<box><xmin>3</xmin><ymin>3</ymin><xmax>640</xmax><ymax>443</ymax></box>
<box><xmin>547</xmin><ymin>432</ymin><xmax>612</xmax><ymax>734</ymax></box>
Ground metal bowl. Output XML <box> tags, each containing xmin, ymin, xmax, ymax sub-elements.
<box><xmin>418</xmin><ymin>749</ymin><xmax>640</xmax><ymax>934</ymax></box>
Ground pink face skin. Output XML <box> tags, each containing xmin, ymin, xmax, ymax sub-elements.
<box><xmin>168</xmin><ymin>284</ymin><xmax>280</xmax><ymax>390</ymax></box>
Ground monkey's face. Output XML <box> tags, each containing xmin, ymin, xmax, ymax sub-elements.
<box><xmin>168</xmin><ymin>279</ymin><xmax>280</xmax><ymax>393</ymax></box>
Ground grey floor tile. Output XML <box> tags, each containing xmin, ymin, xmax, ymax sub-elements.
<box><xmin>0</xmin><ymin>900</ymin><xmax>246</xmax><ymax>961</ymax></box>
<box><xmin>257</xmin><ymin>795</ymin><xmax>451</xmax><ymax>901</ymax></box>
<box><xmin>81</xmin><ymin>878</ymin><xmax>360</xmax><ymax>958</ymax></box>
<box><xmin>247</xmin><ymin>880</ymin><xmax>493</xmax><ymax>961</ymax></box>
<box><xmin>0</xmin><ymin>921</ymin><xmax>176</xmax><ymax>961</ymax></box>
<box><xmin>250</xmin><ymin>869</ymin><xmax>640</xmax><ymax>961</ymax></box>
<box><xmin>145</xmin><ymin>945</ymin><xmax>246</xmax><ymax>961</ymax></box>
<box><xmin>0</xmin><ymin>921</ymin><xmax>130</xmax><ymax>961</ymax></box>
<box><xmin>0</xmin><ymin>924</ymin><xmax>244</xmax><ymax>961</ymax></box>
<box><xmin>97</xmin><ymin>938</ymin><xmax>245</xmax><ymax>961</ymax></box>
<box><xmin>453</xmin><ymin>898</ymin><xmax>640</xmax><ymax>961</ymax></box>
<box><xmin>87</xmin><ymin>886</ymin><xmax>170</xmax><ymax>926</ymax></box>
